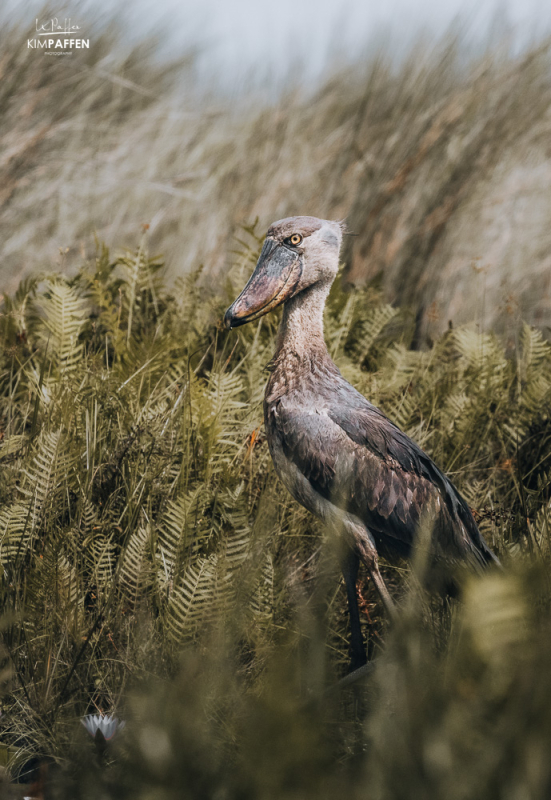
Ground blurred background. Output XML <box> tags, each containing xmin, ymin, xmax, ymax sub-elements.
<box><xmin>2</xmin><ymin>0</ymin><xmax>551</xmax><ymax>343</ymax></box>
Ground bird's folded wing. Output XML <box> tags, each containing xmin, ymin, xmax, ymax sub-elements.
<box><xmin>268</xmin><ymin>397</ymin><xmax>436</xmax><ymax>549</ymax></box>
<box><xmin>269</xmin><ymin>390</ymin><xmax>493</xmax><ymax>563</ymax></box>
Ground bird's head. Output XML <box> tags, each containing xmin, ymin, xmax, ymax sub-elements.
<box><xmin>224</xmin><ymin>216</ymin><xmax>343</xmax><ymax>329</ymax></box>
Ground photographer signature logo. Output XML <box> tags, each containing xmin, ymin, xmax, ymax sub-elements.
<box><xmin>28</xmin><ymin>17</ymin><xmax>90</xmax><ymax>53</ymax></box>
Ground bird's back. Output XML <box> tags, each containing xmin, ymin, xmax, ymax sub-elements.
<box><xmin>265</xmin><ymin>352</ymin><xmax>497</xmax><ymax>570</ymax></box>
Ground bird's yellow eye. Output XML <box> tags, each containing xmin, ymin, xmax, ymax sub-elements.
<box><xmin>288</xmin><ymin>233</ymin><xmax>303</xmax><ymax>246</ymax></box>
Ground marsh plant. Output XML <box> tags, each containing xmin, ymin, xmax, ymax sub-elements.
<box><xmin>0</xmin><ymin>228</ymin><xmax>549</xmax><ymax>797</ymax></box>
<box><xmin>2</xmin><ymin>8</ymin><xmax>551</xmax><ymax>336</ymax></box>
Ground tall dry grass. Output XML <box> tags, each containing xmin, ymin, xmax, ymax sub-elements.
<box><xmin>1</xmin><ymin>9</ymin><xmax>551</xmax><ymax>341</ymax></box>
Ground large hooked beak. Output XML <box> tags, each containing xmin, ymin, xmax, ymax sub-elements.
<box><xmin>224</xmin><ymin>238</ymin><xmax>302</xmax><ymax>329</ymax></box>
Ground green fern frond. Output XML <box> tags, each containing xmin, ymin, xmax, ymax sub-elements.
<box><xmin>20</xmin><ymin>429</ymin><xmax>76</xmax><ymax>526</ymax></box>
<box><xmin>84</xmin><ymin>532</ymin><xmax>117</xmax><ymax>589</ymax></box>
<box><xmin>156</xmin><ymin>488</ymin><xmax>213</xmax><ymax>588</ymax></box>
<box><xmin>0</xmin><ymin>503</ymin><xmax>31</xmax><ymax>567</ymax></box>
<box><xmin>250</xmin><ymin>552</ymin><xmax>274</xmax><ymax>620</ymax></box>
<box><xmin>520</xmin><ymin>323</ymin><xmax>551</xmax><ymax>378</ymax></box>
<box><xmin>348</xmin><ymin>303</ymin><xmax>399</xmax><ymax>364</ymax></box>
<box><xmin>120</xmin><ymin>524</ymin><xmax>153</xmax><ymax>607</ymax></box>
<box><xmin>0</xmin><ymin>434</ymin><xmax>26</xmax><ymax>461</ymax></box>
<box><xmin>214</xmin><ymin>483</ymin><xmax>252</xmax><ymax>570</ymax></box>
<box><xmin>453</xmin><ymin>327</ymin><xmax>507</xmax><ymax>388</ymax></box>
<box><xmin>165</xmin><ymin>555</ymin><xmax>219</xmax><ymax>643</ymax></box>
<box><xmin>37</xmin><ymin>280</ymin><xmax>87</xmax><ymax>374</ymax></box>
<box><xmin>326</xmin><ymin>294</ymin><xmax>358</xmax><ymax>358</ymax></box>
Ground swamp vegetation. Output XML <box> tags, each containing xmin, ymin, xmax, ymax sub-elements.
<box><xmin>0</xmin><ymin>230</ymin><xmax>550</xmax><ymax>798</ymax></box>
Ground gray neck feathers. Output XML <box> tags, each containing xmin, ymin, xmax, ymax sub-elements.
<box><xmin>276</xmin><ymin>280</ymin><xmax>332</xmax><ymax>362</ymax></box>
<box><xmin>265</xmin><ymin>279</ymin><xmax>339</xmax><ymax>404</ymax></box>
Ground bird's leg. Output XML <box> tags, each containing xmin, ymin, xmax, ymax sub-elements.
<box><xmin>339</xmin><ymin>548</ymin><xmax>367</xmax><ymax>671</ymax></box>
<box><xmin>366</xmin><ymin>562</ymin><xmax>396</xmax><ymax>620</ymax></box>
<box><xmin>355</xmin><ymin>533</ymin><xmax>396</xmax><ymax>621</ymax></box>
<box><xmin>332</xmin><ymin>511</ymin><xmax>397</xmax><ymax>622</ymax></box>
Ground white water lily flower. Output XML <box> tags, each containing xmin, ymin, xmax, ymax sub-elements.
<box><xmin>81</xmin><ymin>714</ymin><xmax>126</xmax><ymax>741</ymax></box>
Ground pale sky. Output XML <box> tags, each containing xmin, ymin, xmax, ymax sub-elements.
<box><xmin>11</xmin><ymin>0</ymin><xmax>551</xmax><ymax>87</ymax></box>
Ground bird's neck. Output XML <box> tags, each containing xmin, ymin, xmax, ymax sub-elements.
<box><xmin>275</xmin><ymin>280</ymin><xmax>332</xmax><ymax>365</ymax></box>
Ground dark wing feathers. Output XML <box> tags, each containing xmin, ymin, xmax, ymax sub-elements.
<box><xmin>268</xmin><ymin>383</ymin><xmax>496</xmax><ymax>566</ymax></box>
<box><xmin>327</xmin><ymin>391</ymin><xmax>496</xmax><ymax>564</ymax></box>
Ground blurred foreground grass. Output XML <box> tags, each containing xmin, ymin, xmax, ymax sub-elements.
<box><xmin>0</xmin><ymin>230</ymin><xmax>549</xmax><ymax>797</ymax></box>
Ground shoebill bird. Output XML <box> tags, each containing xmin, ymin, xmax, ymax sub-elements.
<box><xmin>224</xmin><ymin>216</ymin><xmax>499</xmax><ymax>671</ymax></box>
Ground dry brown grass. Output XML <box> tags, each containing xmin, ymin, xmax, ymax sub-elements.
<box><xmin>1</xmin><ymin>11</ymin><xmax>550</xmax><ymax>341</ymax></box>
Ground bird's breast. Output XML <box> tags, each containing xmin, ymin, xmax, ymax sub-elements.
<box><xmin>263</xmin><ymin>400</ymin><xmax>333</xmax><ymax>521</ymax></box>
